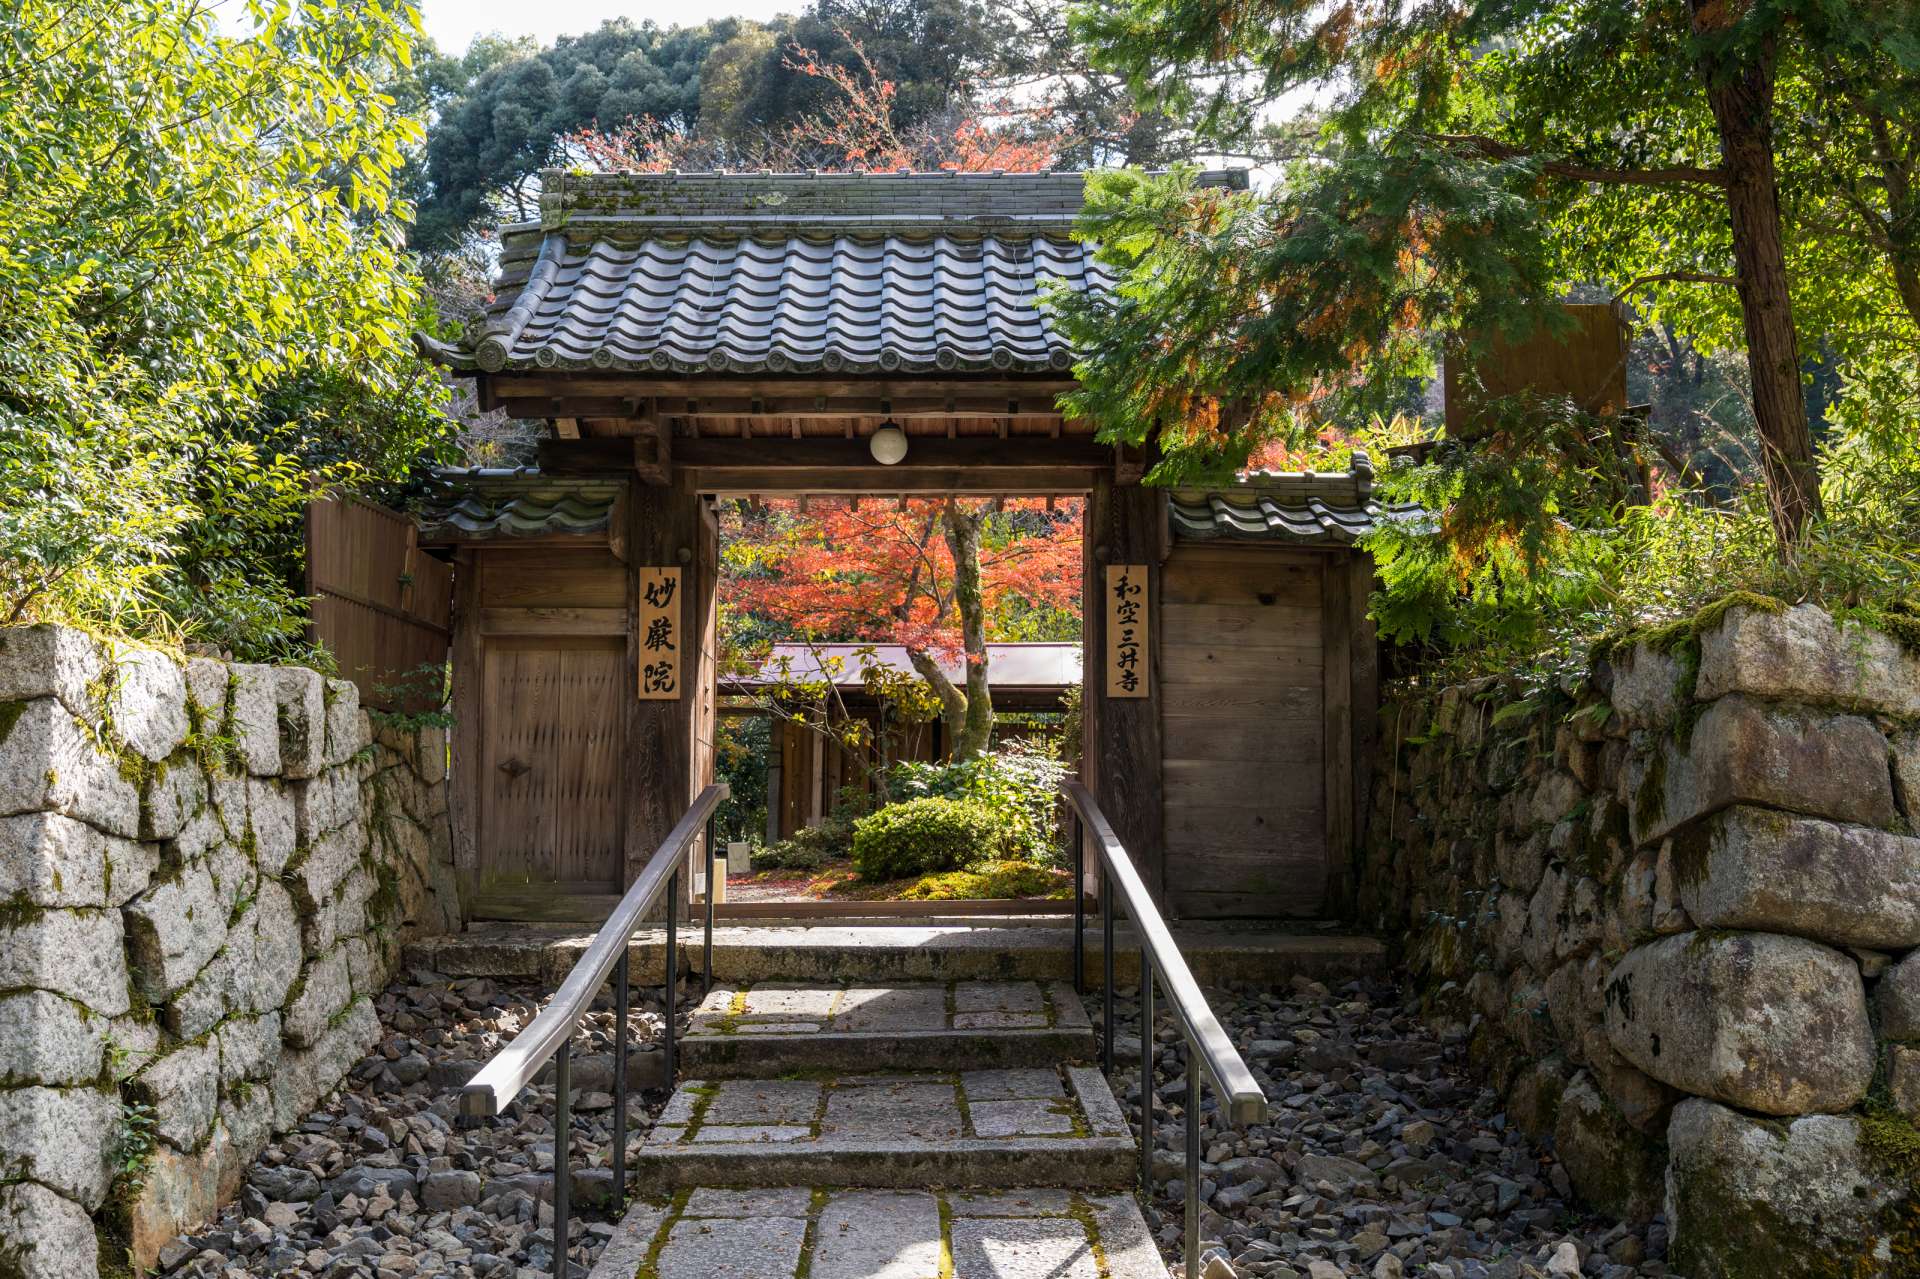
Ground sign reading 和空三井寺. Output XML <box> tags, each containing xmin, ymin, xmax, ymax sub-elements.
<box><xmin>1105</xmin><ymin>564</ymin><xmax>1148</xmax><ymax>699</ymax></box>
<box><xmin>637</xmin><ymin>567</ymin><xmax>681</xmax><ymax>700</ymax></box>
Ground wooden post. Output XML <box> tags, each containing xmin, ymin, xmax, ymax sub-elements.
<box><xmin>1320</xmin><ymin>557</ymin><xmax>1355</xmax><ymax>915</ymax></box>
<box><xmin>1343</xmin><ymin>552</ymin><xmax>1380</xmax><ymax>919</ymax></box>
<box><xmin>1085</xmin><ymin>473</ymin><xmax>1168</xmax><ymax>906</ymax></box>
<box><xmin>449</xmin><ymin>548</ymin><xmax>483</xmax><ymax>905</ymax></box>
<box><xmin>623</xmin><ymin>475</ymin><xmax>709</xmax><ymax>888</ymax></box>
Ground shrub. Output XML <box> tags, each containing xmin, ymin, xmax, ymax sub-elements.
<box><xmin>888</xmin><ymin>860</ymin><xmax>1071</xmax><ymax>901</ymax></box>
<box><xmin>749</xmin><ymin>818</ymin><xmax>849</xmax><ymax>872</ymax></box>
<box><xmin>887</xmin><ymin>743</ymin><xmax>1068</xmax><ymax>863</ymax></box>
<box><xmin>852</xmin><ymin>798</ymin><xmax>1000</xmax><ymax>881</ymax></box>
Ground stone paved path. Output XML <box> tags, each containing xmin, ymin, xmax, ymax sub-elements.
<box><xmin>592</xmin><ymin>979</ymin><xmax>1163</xmax><ymax>1277</ymax></box>
<box><xmin>596</xmin><ymin>1187</ymin><xmax>1164</xmax><ymax>1279</ymax></box>
<box><xmin>682</xmin><ymin>979</ymin><xmax>1095</xmax><ymax>1074</ymax></box>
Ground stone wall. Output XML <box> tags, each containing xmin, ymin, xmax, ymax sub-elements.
<box><xmin>1358</xmin><ymin>601</ymin><xmax>1920</xmax><ymax>1278</ymax></box>
<box><xmin>0</xmin><ymin>624</ymin><xmax>458</xmax><ymax>1279</ymax></box>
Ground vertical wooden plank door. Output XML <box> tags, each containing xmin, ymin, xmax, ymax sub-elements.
<box><xmin>478</xmin><ymin>639</ymin><xmax>627</xmax><ymax>898</ymax></box>
<box><xmin>1159</xmin><ymin>548</ymin><xmax>1328</xmax><ymax>918</ymax></box>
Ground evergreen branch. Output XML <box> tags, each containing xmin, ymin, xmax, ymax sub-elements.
<box><xmin>1611</xmin><ymin>270</ymin><xmax>1739</xmax><ymax>302</ymax></box>
<box><xmin>1429</xmin><ymin>134</ymin><xmax>1728</xmax><ymax>188</ymax></box>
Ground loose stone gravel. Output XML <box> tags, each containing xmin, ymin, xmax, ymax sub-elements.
<box><xmin>157</xmin><ymin>968</ymin><xmax>1668</xmax><ymax>1279</ymax></box>
<box><xmin>1100</xmin><ymin>974</ymin><xmax>1671</xmax><ymax>1279</ymax></box>
<box><xmin>153</xmin><ymin>971</ymin><xmax>680</xmax><ymax>1279</ymax></box>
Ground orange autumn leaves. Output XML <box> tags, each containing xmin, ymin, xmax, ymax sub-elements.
<box><xmin>720</xmin><ymin>498</ymin><xmax>1084</xmax><ymax>663</ymax></box>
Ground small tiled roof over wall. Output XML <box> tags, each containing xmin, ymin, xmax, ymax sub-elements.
<box><xmin>414</xmin><ymin>469</ymin><xmax>623</xmax><ymax>542</ymax></box>
<box><xmin>1168</xmin><ymin>452</ymin><xmax>1416</xmax><ymax>547</ymax></box>
<box><xmin>421</xmin><ymin>169</ymin><xmax>1246</xmax><ymax>378</ymax></box>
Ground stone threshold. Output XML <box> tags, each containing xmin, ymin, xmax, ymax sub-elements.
<box><xmin>590</xmin><ymin>1186</ymin><xmax>1166</xmax><ymax>1279</ymax></box>
<box><xmin>680</xmin><ymin>979</ymin><xmax>1096</xmax><ymax>1075</ymax></box>
<box><xmin>406</xmin><ymin>918</ymin><xmax>1389</xmax><ymax>987</ymax></box>
<box><xmin>634</xmin><ymin>1066</ymin><xmax>1137</xmax><ymax>1190</ymax></box>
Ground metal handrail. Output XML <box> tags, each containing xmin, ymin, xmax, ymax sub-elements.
<box><xmin>461</xmin><ymin>781</ymin><xmax>728</xmax><ymax>1278</ymax></box>
<box><xmin>1063</xmin><ymin>778</ymin><xmax>1267</xmax><ymax>1279</ymax></box>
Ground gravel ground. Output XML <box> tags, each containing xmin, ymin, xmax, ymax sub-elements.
<box><xmin>1102</xmin><ymin>974</ymin><xmax>1669</xmax><ymax>1279</ymax></box>
<box><xmin>157</xmin><ymin>969</ymin><xmax>1663</xmax><ymax>1279</ymax></box>
<box><xmin>154</xmin><ymin>973</ymin><xmax>677</xmax><ymax>1279</ymax></box>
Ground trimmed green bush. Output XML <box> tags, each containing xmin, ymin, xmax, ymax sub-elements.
<box><xmin>887</xmin><ymin>742</ymin><xmax>1068</xmax><ymax>864</ymax></box>
<box><xmin>851</xmin><ymin>798</ymin><xmax>1000</xmax><ymax>881</ymax></box>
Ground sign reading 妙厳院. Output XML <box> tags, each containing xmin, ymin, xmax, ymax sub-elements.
<box><xmin>637</xmin><ymin>566</ymin><xmax>681</xmax><ymax>700</ymax></box>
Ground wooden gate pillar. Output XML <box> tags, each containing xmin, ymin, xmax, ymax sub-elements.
<box><xmin>623</xmin><ymin>475</ymin><xmax>718</xmax><ymax>886</ymax></box>
<box><xmin>1084</xmin><ymin>473</ymin><xmax>1168</xmax><ymax>904</ymax></box>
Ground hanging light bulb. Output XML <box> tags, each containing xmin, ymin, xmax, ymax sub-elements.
<box><xmin>869</xmin><ymin>419</ymin><xmax>909</xmax><ymax>465</ymax></box>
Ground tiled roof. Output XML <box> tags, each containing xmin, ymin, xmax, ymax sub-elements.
<box><xmin>414</xmin><ymin>469</ymin><xmax>622</xmax><ymax>541</ymax></box>
<box><xmin>1168</xmin><ymin>453</ymin><xmax>1417</xmax><ymax>546</ymax></box>
<box><xmin>424</xmin><ymin>169</ymin><xmax>1247</xmax><ymax>378</ymax></box>
<box><xmin>726</xmin><ymin>642</ymin><xmax>1082</xmax><ymax>692</ymax></box>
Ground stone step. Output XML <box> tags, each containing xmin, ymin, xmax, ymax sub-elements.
<box><xmin>634</xmin><ymin>1066</ymin><xmax>1138</xmax><ymax>1191</ymax></box>
<box><xmin>408</xmin><ymin>918</ymin><xmax>1390</xmax><ymax>988</ymax></box>
<box><xmin>680</xmin><ymin>979</ymin><xmax>1096</xmax><ymax>1076</ymax></box>
<box><xmin>591</xmin><ymin>1186</ymin><xmax>1166</xmax><ymax>1279</ymax></box>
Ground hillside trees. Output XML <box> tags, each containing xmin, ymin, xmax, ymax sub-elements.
<box><xmin>415</xmin><ymin>18</ymin><xmax>736</xmax><ymax>245</ymax></box>
<box><xmin>1056</xmin><ymin>0</ymin><xmax>1920</xmax><ymax>552</ymax></box>
<box><xmin>0</xmin><ymin>0</ymin><xmax>445</xmax><ymax>651</ymax></box>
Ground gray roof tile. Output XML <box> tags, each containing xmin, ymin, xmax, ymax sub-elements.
<box><xmin>434</xmin><ymin>170</ymin><xmax>1247</xmax><ymax>377</ymax></box>
<box><xmin>415</xmin><ymin>470</ymin><xmax>623</xmax><ymax>540</ymax></box>
<box><xmin>1168</xmin><ymin>454</ymin><xmax>1420</xmax><ymax>546</ymax></box>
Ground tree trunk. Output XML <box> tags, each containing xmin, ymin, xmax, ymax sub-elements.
<box><xmin>942</xmin><ymin>507</ymin><xmax>995</xmax><ymax>759</ymax></box>
<box><xmin>904</xmin><ymin>645</ymin><xmax>971</xmax><ymax>758</ymax></box>
<box><xmin>1691</xmin><ymin>6</ymin><xmax>1822</xmax><ymax>547</ymax></box>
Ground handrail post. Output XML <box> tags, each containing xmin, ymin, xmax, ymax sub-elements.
<box><xmin>1185</xmin><ymin>1049</ymin><xmax>1200</xmax><ymax>1279</ymax></box>
<box><xmin>553</xmin><ymin>1040</ymin><xmax>571</xmax><ymax>1279</ymax></box>
<box><xmin>1101</xmin><ymin>886</ymin><xmax>1115</xmax><ymax>1077</ymax></box>
<box><xmin>612</xmin><ymin>950</ymin><xmax>628</xmax><ymax>1216</ymax></box>
<box><xmin>703</xmin><ymin>810</ymin><xmax>718</xmax><ymax>996</ymax></box>
<box><xmin>665</xmin><ymin>870</ymin><xmax>679</xmax><ymax>1086</ymax></box>
<box><xmin>1071</xmin><ymin>811</ymin><xmax>1084</xmax><ymax>995</ymax></box>
<box><xmin>1139</xmin><ymin>960</ymin><xmax>1154</xmax><ymax>1194</ymax></box>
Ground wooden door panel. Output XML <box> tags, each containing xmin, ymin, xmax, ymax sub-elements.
<box><xmin>1160</xmin><ymin>552</ymin><xmax>1328</xmax><ymax>918</ymax></box>
<box><xmin>479</xmin><ymin>639</ymin><xmax>625</xmax><ymax>892</ymax></box>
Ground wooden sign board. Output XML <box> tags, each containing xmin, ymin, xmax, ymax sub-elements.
<box><xmin>1444</xmin><ymin>303</ymin><xmax>1629</xmax><ymax>440</ymax></box>
<box><xmin>637</xmin><ymin>566</ymin><xmax>682</xmax><ymax>699</ymax></box>
<box><xmin>1104</xmin><ymin>564</ymin><xmax>1149</xmax><ymax>698</ymax></box>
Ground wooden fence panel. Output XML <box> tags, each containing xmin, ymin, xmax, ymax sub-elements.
<box><xmin>306</xmin><ymin>496</ymin><xmax>452</xmax><ymax>712</ymax></box>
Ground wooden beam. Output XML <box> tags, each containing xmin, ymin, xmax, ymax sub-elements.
<box><xmin>673</xmin><ymin>437</ymin><xmax>1112</xmax><ymax>469</ymax></box>
<box><xmin>477</xmin><ymin>606</ymin><xmax>626</xmax><ymax>637</ymax></box>
<box><xmin>659</xmin><ymin>395</ymin><xmax>1068</xmax><ymax>419</ymax></box>
<box><xmin>499</xmin><ymin>396</ymin><xmax>649</xmax><ymax>420</ymax></box>
<box><xmin>698</xmin><ymin>468</ymin><xmax>1095</xmax><ymax>495</ymax></box>
<box><xmin>543</xmin><ymin>436</ymin><xmax>1111</xmax><ymax>493</ymax></box>
<box><xmin>483</xmin><ymin>373</ymin><xmax>1078</xmax><ymax>400</ymax></box>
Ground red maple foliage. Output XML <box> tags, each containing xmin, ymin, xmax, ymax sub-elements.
<box><xmin>565</xmin><ymin>33</ymin><xmax>1073</xmax><ymax>176</ymax></box>
<box><xmin>722</xmin><ymin>497</ymin><xmax>1083</xmax><ymax>662</ymax></box>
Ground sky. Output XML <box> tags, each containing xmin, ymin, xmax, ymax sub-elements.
<box><xmin>418</xmin><ymin>0</ymin><xmax>797</xmax><ymax>54</ymax></box>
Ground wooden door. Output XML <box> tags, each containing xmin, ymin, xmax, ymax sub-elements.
<box><xmin>1160</xmin><ymin>548</ymin><xmax>1327</xmax><ymax>918</ymax></box>
<box><xmin>478</xmin><ymin>639</ymin><xmax>627</xmax><ymax>895</ymax></box>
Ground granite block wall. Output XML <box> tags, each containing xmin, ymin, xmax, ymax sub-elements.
<box><xmin>0</xmin><ymin>624</ymin><xmax>457</xmax><ymax>1278</ymax></box>
<box><xmin>1359</xmin><ymin>601</ymin><xmax>1920</xmax><ymax>1278</ymax></box>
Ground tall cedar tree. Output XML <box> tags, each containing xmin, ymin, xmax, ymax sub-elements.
<box><xmin>1056</xmin><ymin>0</ymin><xmax>1920</xmax><ymax>551</ymax></box>
<box><xmin>724</xmin><ymin>500</ymin><xmax>1083</xmax><ymax>760</ymax></box>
